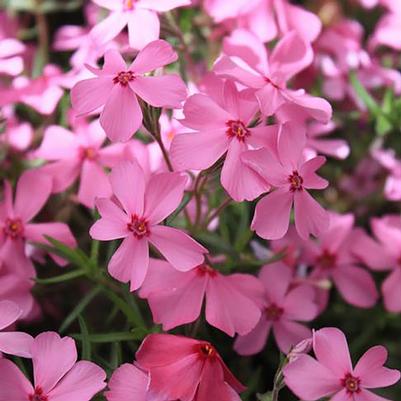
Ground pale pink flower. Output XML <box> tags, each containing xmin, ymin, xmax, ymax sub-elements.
<box><xmin>0</xmin><ymin>300</ymin><xmax>33</xmax><ymax>358</ymax></box>
<box><xmin>284</xmin><ymin>327</ymin><xmax>400</xmax><ymax>401</ymax></box>
<box><xmin>214</xmin><ymin>30</ymin><xmax>332</xmax><ymax>121</ymax></box>
<box><xmin>71</xmin><ymin>41</ymin><xmax>187</xmax><ymax>142</ymax></box>
<box><xmin>0</xmin><ymin>38</ymin><xmax>25</xmax><ymax>76</ymax></box>
<box><xmin>171</xmin><ymin>77</ymin><xmax>277</xmax><ymax>201</ymax></box>
<box><xmin>242</xmin><ymin>123</ymin><xmax>329</xmax><ymax>240</ymax></box>
<box><xmin>234</xmin><ymin>262</ymin><xmax>318</xmax><ymax>355</ymax></box>
<box><xmin>90</xmin><ymin>0</ymin><xmax>190</xmax><ymax>49</ymax></box>
<box><xmin>90</xmin><ymin>160</ymin><xmax>207</xmax><ymax>291</ymax></box>
<box><xmin>0</xmin><ymin>331</ymin><xmax>106</xmax><ymax>401</ymax></box>
<box><xmin>370</xmin><ymin>11</ymin><xmax>401</xmax><ymax>51</ymax></box>
<box><xmin>140</xmin><ymin>260</ymin><xmax>264</xmax><ymax>336</ymax></box>
<box><xmin>136</xmin><ymin>334</ymin><xmax>246</xmax><ymax>401</ymax></box>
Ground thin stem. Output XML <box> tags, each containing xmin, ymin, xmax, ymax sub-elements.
<box><xmin>34</xmin><ymin>0</ymin><xmax>49</xmax><ymax>73</ymax></box>
<box><xmin>155</xmin><ymin>135</ymin><xmax>174</xmax><ymax>172</ymax></box>
<box><xmin>203</xmin><ymin>197</ymin><xmax>232</xmax><ymax>228</ymax></box>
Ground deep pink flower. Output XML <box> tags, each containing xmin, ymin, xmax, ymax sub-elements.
<box><xmin>242</xmin><ymin>123</ymin><xmax>329</xmax><ymax>240</ymax></box>
<box><xmin>0</xmin><ymin>300</ymin><xmax>33</xmax><ymax>358</ymax></box>
<box><xmin>136</xmin><ymin>334</ymin><xmax>246</xmax><ymax>401</ymax></box>
<box><xmin>90</xmin><ymin>160</ymin><xmax>207</xmax><ymax>290</ymax></box>
<box><xmin>171</xmin><ymin>77</ymin><xmax>277</xmax><ymax>201</ymax></box>
<box><xmin>0</xmin><ymin>331</ymin><xmax>106</xmax><ymax>401</ymax></box>
<box><xmin>71</xmin><ymin>41</ymin><xmax>187</xmax><ymax>142</ymax></box>
<box><xmin>90</xmin><ymin>0</ymin><xmax>190</xmax><ymax>49</ymax></box>
<box><xmin>214</xmin><ymin>30</ymin><xmax>332</xmax><ymax>121</ymax></box>
<box><xmin>140</xmin><ymin>259</ymin><xmax>264</xmax><ymax>336</ymax></box>
<box><xmin>284</xmin><ymin>327</ymin><xmax>400</xmax><ymax>401</ymax></box>
<box><xmin>234</xmin><ymin>262</ymin><xmax>318</xmax><ymax>355</ymax></box>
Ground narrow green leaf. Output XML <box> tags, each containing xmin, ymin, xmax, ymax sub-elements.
<box><xmin>78</xmin><ymin>315</ymin><xmax>91</xmax><ymax>361</ymax></box>
<box><xmin>349</xmin><ymin>71</ymin><xmax>381</xmax><ymax>117</ymax></box>
<box><xmin>73</xmin><ymin>329</ymin><xmax>147</xmax><ymax>343</ymax></box>
<box><xmin>35</xmin><ymin>269</ymin><xmax>86</xmax><ymax>284</ymax></box>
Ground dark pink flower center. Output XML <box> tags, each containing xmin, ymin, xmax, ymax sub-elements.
<box><xmin>3</xmin><ymin>218</ymin><xmax>24</xmax><ymax>239</ymax></box>
<box><xmin>113</xmin><ymin>71</ymin><xmax>135</xmax><ymax>87</ymax></box>
<box><xmin>80</xmin><ymin>146</ymin><xmax>98</xmax><ymax>161</ymax></box>
<box><xmin>226</xmin><ymin>120</ymin><xmax>250</xmax><ymax>142</ymax></box>
<box><xmin>197</xmin><ymin>342</ymin><xmax>216</xmax><ymax>359</ymax></box>
<box><xmin>316</xmin><ymin>249</ymin><xmax>337</xmax><ymax>269</ymax></box>
<box><xmin>127</xmin><ymin>215</ymin><xmax>149</xmax><ymax>239</ymax></box>
<box><xmin>196</xmin><ymin>264</ymin><xmax>218</xmax><ymax>277</ymax></box>
<box><xmin>264</xmin><ymin>76</ymin><xmax>281</xmax><ymax>89</ymax></box>
<box><xmin>123</xmin><ymin>0</ymin><xmax>135</xmax><ymax>10</ymax></box>
<box><xmin>265</xmin><ymin>303</ymin><xmax>284</xmax><ymax>321</ymax></box>
<box><xmin>288</xmin><ymin>171</ymin><xmax>304</xmax><ymax>192</ymax></box>
<box><xmin>341</xmin><ymin>373</ymin><xmax>361</xmax><ymax>394</ymax></box>
<box><xmin>29</xmin><ymin>387</ymin><xmax>48</xmax><ymax>401</ymax></box>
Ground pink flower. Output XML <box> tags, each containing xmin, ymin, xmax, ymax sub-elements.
<box><xmin>301</xmin><ymin>212</ymin><xmax>379</xmax><ymax>309</ymax></box>
<box><xmin>0</xmin><ymin>38</ymin><xmax>25</xmax><ymax>76</ymax></box>
<box><xmin>284</xmin><ymin>327</ymin><xmax>400</xmax><ymax>401</ymax></box>
<box><xmin>71</xmin><ymin>41</ymin><xmax>187</xmax><ymax>142</ymax></box>
<box><xmin>242</xmin><ymin>123</ymin><xmax>329</xmax><ymax>240</ymax></box>
<box><xmin>36</xmin><ymin>119</ymin><xmax>125</xmax><ymax>208</ymax></box>
<box><xmin>234</xmin><ymin>262</ymin><xmax>318</xmax><ymax>355</ymax></box>
<box><xmin>90</xmin><ymin>0</ymin><xmax>190</xmax><ymax>49</ymax></box>
<box><xmin>139</xmin><ymin>260</ymin><xmax>264</xmax><ymax>336</ymax></box>
<box><xmin>136</xmin><ymin>333</ymin><xmax>246</xmax><ymax>401</ymax></box>
<box><xmin>214</xmin><ymin>30</ymin><xmax>332</xmax><ymax>121</ymax></box>
<box><xmin>90</xmin><ymin>160</ymin><xmax>207</xmax><ymax>291</ymax></box>
<box><xmin>171</xmin><ymin>77</ymin><xmax>277</xmax><ymax>201</ymax></box>
<box><xmin>0</xmin><ymin>170</ymin><xmax>77</xmax><ymax>278</ymax></box>
<box><xmin>0</xmin><ymin>300</ymin><xmax>33</xmax><ymax>358</ymax></box>
<box><xmin>0</xmin><ymin>331</ymin><xmax>106</xmax><ymax>401</ymax></box>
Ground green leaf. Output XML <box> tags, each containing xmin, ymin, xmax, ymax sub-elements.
<box><xmin>234</xmin><ymin>203</ymin><xmax>252</xmax><ymax>252</ymax></box>
<box><xmin>78</xmin><ymin>315</ymin><xmax>91</xmax><ymax>361</ymax></box>
<box><xmin>73</xmin><ymin>329</ymin><xmax>147</xmax><ymax>344</ymax></box>
<box><xmin>35</xmin><ymin>269</ymin><xmax>86</xmax><ymax>285</ymax></box>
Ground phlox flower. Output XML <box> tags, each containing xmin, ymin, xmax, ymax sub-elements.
<box><xmin>213</xmin><ymin>29</ymin><xmax>332</xmax><ymax>121</ymax></box>
<box><xmin>234</xmin><ymin>262</ymin><xmax>318</xmax><ymax>355</ymax></box>
<box><xmin>0</xmin><ymin>170</ymin><xmax>77</xmax><ymax>278</ymax></box>
<box><xmin>71</xmin><ymin>41</ymin><xmax>187</xmax><ymax>142</ymax></box>
<box><xmin>139</xmin><ymin>259</ymin><xmax>264</xmax><ymax>336</ymax></box>
<box><xmin>284</xmin><ymin>327</ymin><xmax>400</xmax><ymax>401</ymax></box>
<box><xmin>0</xmin><ymin>38</ymin><xmax>25</xmax><ymax>76</ymax></box>
<box><xmin>242</xmin><ymin>122</ymin><xmax>329</xmax><ymax>240</ymax></box>
<box><xmin>171</xmin><ymin>77</ymin><xmax>278</xmax><ymax>201</ymax></box>
<box><xmin>90</xmin><ymin>0</ymin><xmax>190</xmax><ymax>49</ymax></box>
<box><xmin>0</xmin><ymin>300</ymin><xmax>33</xmax><ymax>358</ymax></box>
<box><xmin>90</xmin><ymin>160</ymin><xmax>207</xmax><ymax>291</ymax></box>
<box><xmin>0</xmin><ymin>331</ymin><xmax>106</xmax><ymax>401</ymax></box>
<box><xmin>136</xmin><ymin>333</ymin><xmax>246</xmax><ymax>401</ymax></box>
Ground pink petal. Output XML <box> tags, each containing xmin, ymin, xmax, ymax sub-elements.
<box><xmin>36</xmin><ymin>126</ymin><xmax>79</xmax><ymax>160</ymax></box>
<box><xmin>333</xmin><ymin>265</ymin><xmax>378</xmax><ymax>308</ymax></box>
<box><xmin>48</xmin><ymin>361</ymin><xmax>106</xmax><ymax>401</ymax></box>
<box><xmin>308</xmin><ymin>138</ymin><xmax>350</xmax><ymax>160</ymax></box>
<box><xmin>247</xmin><ymin>124</ymin><xmax>280</xmax><ymax>152</ymax></box>
<box><xmin>100</xmin><ymin>85</ymin><xmax>142</xmax><ymax>142</ymax></box>
<box><xmin>71</xmin><ymin>77</ymin><xmax>114</xmax><ymax>116</ymax></box>
<box><xmin>14</xmin><ymin>170</ymin><xmax>52</xmax><ymax>222</ymax></box>
<box><xmin>138</xmin><ymin>0</ymin><xmax>191</xmax><ymax>12</ymax></box>
<box><xmin>287</xmin><ymin>91</ymin><xmax>333</xmax><ymax>123</ymax></box>
<box><xmin>0</xmin><ymin>332</ymin><xmax>34</xmax><ymax>358</ymax></box>
<box><xmin>283</xmin><ymin>285</ymin><xmax>318</xmax><ymax>321</ymax></box>
<box><xmin>127</xmin><ymin>9</ymin><xmax>160</xmax><ymax>50</ymax></box>
<box><xmin>259</xmin><ymin>262</ymin><xmax>292</xmax><ymax>304</ymax></box>
<box><xmin>108</xmin><ymin>236</ymin><xmax>149</xmax><ymax>291</ymax></box>
<box><xmin>283</xmin><ymin>354</ymin><xmax>341</xmax><ymax>401</ymax></box>
<box><xmin>149</xmin><ymin>225</ymin><xmax>206</xmax><ymax>271</ymax></box>
<box><xmin>321</xmin><ymin>212</ymin><xmax>355</xmax><ymax>254</ymax></box>
<box><xmin>255</xmin><ymin>85</ymin><xmax>286</xmax><ymax>117</ymax></box>
<box><xmin>313</xmin><ymin>327</ymin><xmax>352</xmax><ymax>377</ymax></box>
<box><xmin>32</xmin><ymin>332</ymin><xmax>77</xmax><ymax>394</ymax></box>
<box><xmin>294</xmin><ymin>190</ymin><xmax>329</xmax><ymax>239</ymax></box>
<box><xmin>0</xmin><ymin>358</ymin><xmax>33</xmax><ymax>399</ymax></box>
<box><xmin>273</xmin><ymin>320</ymin><xmax>312</xmax><ymax>354</ymax></box>
<box><xmin>0</xmin><ymin>300</ymin><xmax>22</xmax><ymax>330</ymax></box>
<box><xmin>354</xmin><ymin>346</ymin><xmax>400</xmax><ymax>388</ymax></box>
<box><xmin>92</xmin><ymin>0</ymin><xmax>121</xmax><ymax>10</ymax></box>
<box><xmin>110</xmin><ymin>160</ymin><xmax>145</xmax><ymax>216</ymax></box>
<box><xmin>234</xmin><ymin>319</ymin><xmax>272</xmax><ymax>356</ymax></box>
<box><xmin>171</xmin><ymin>130</ymin><xmax>229</xmax><ymax>171</ymax></box>
<box><xmin>277</xmin><ymin>122</ymin><xmax>306</xmax><ymax>170</ymax></box>
<box><xmin>355</xmin><ymin>389</ymin><xmax>396</xmax><ymax>401</ymax></box>
<box><xmin>382</xmin><ymin>269</ymin><xmax>401</xmax><ymax>313</ymax></box>
<box><xmin>300</xmin><ymin>156</ymin><xmax>329</xmax><ymax>189</ymax></box>
<box><xmin>251</xmin><ymin>188</ymin><xmax>293</xmax><ymax>240</ymax></box>
<box><xmin>41</xmin><ymin>160</ymin><xmax>81</xmax><ymax>193</ymax></box>
<box><xmin>102</xmin><ymin>49</ymin><xmax>127</xmax><ymax>75</ymax></box>
<box><xmin>285</xmin><ymin>3</ymin><xmax>322</xmax><ymax>42</ymax></box>
<box><xmin>144</xmin><ymin>172</ymin><xmax>187</xmax><ymax>224</ymax></box>
<box><xmin>130</xmin><ymin>39</ymin><xmax>178</xmax><ymax>74</ymax></box>
<box><xmin>105</xmin><ymin>363</ymin><xmax>148</xmax><ymax>401</ymax></box>
<box><xmin>90</xmin><ymin>12</ymin><xmax>128</xmax><ymax>46</ymax></box>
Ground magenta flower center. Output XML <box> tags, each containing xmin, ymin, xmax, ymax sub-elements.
<box><xmin>265</xmin><ymin>303</ymin><xmax>284</xmax><ymax>321</ymax></box>
<box><xmin>341</xmin><ymin>373</ymin><xmax>361</xmax><ymax>394</ymax></box>
<box><xmin>316</xmin><ymin>249</ymin><xmax>337</xmax><ymax>269</ymax></box>
<box><xmin>29</xmin><ymin>387</ymin><xmax>48</xmax><ymax>401</ymax></box>
<box><xmin>3</xmin><ymin>218</ymin><xmax>24</xmax><ymax>239</ymax></box>
<box><xmin>127</xmin><ymin>215</ymin><xmax>150</xmax><ymax>239</ymax></box>
<box><xmin>123</xmin><ymin>0</ymin><xmax>135</xmax><ymax>10</ymax></box>
<box><xmin>80</xmin><ymin>146</ymin><xmax>98</xmax><ymax>161</ymax></box>
<box><xmin>196</xmin><ymin>264</ymin><xmax>218</xmax><ymax>277</ymax></box>
<box><xmin>288</xmin><ymin>171</ymin><xmax>304</xmax><ymax>192</ymax></box>
<box><xmin>264</xmin><ymin>76</ymin><xmax>281</xmax><ymax>89</ymax></box>
<box><xmin>197</xmin><ymin>342</ymin><xmax>216</xmax><ymax>359</ymax></box>
<box><xmin>113</xmin><ymin>71</ymin><xmax>135</xmax><ymax>87</ymax></box>
<box><xmin>226</xmin><ymin>120</ymin><xmax>250</xmax><ymax>142</ymax></box>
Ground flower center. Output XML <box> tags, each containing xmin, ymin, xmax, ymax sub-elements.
<box><xmin>29</xmin><ymin>387</ymin><xmax>48</xmax><ymax>401</ymax></box>
<box><xmin>265</xmin><ymin>303</ymin><xmax>284</xmax><ymax>321</ymax></box>
<box><xmin>265</xmin><ymin>76</ymin><xmax>281</xmax><ymax>89</ymax></box>
<box><xmin>123</xmin><ymin>0</ymin><xmax>135</xmax><ymax>10</ymax></box>
<box><xmin>80</xmin><ymin>147</ymin><xmax>98</xmax><ymax>161</ymax></box>
<box><xmin>127</xmin><ymin>215</ymin><xmax>149</xmax><ymax>239</ymax></box>
<box><xmin>196</xmin><ymin>264</ymin><xmax>218</xmax><ymax>277</ymax></box>
<box><xmin>226</xmin><ymin>120</ymin><xmax>250</xmax><ymax>142</ymax></box>
<box><xmin>316</xmin><ymin>249</ymin><xmax>337</xmax><ymax>269</ymax></box>
<box><xmin>341</xmin><ymin>373</ymin><xmax>361</xmax><ymax>394</ymax></box>
<box><xmin>288</xmin><ymin>171</ymin><xmax>304</xmax><ymax>192</ymax></box>
<box><xmin>3</xmin><ymin>218</ymin><xmax>24</xmax><ymax>239</ymax></box>
<box><xmin>113</xmin><ymin>71</ymin><xmax>135</xmax><ymax>87</ymax></box>
<box><xmin>198</xmin><ymin>342</ymin><xmax>216</xmax><ymax>358</ymax></box>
